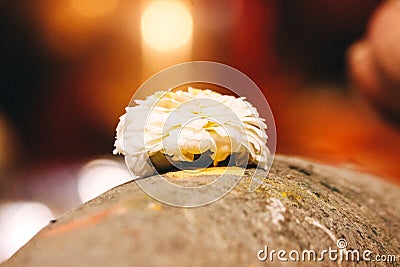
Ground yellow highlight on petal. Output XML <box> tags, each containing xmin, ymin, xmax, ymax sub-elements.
<box><xmin>148</xmin><ymin>202</ymin><xmax>163</xmax><ymax>211</ymax></box>
<box><xmin>165</xmin><ymin>167</ymin><xmax>245</xmax><ymax>178</ymax></box>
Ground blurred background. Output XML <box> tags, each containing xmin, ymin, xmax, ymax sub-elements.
<box><xmin>0</xmin><ymin>0</ymin><xmax>399</xmax><ymax>261</ymax></box>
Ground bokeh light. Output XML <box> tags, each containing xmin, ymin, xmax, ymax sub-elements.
<box><xmin>0</xmin><ymin>202</ymin><xmax>54</xmax><ymax>261</ymax></box>
<box><xmin>77</xmin><ymin>159</ymin><xmax>132</xmax><ymax>203</ymax></box>
<box><xmin>141</xmin><ymin>0</ymin><xmax>193</xmax><ymax>51</ymax></box>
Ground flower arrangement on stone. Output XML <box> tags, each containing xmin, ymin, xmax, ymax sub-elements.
<box><xmin>114</xmin><ymin>87</ymin><xmax>269</xmax><ymax>178</ymax></box>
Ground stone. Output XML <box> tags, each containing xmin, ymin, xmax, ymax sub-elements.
<box><xmin>2</xmin><ymin>155</ymin><xmax>400</xmax><ymax>266</ymax></box>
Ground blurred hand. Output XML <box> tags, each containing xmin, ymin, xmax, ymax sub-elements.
<box><xmin>348</xmin><ymin>0</ymin><xmax>400</xmax><ymax>123</ymax></box>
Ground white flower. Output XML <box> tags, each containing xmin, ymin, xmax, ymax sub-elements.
<box><xmin>114</xmin><ymin>87</ymin><xmax>269</xmax><ymax>177</ymax></box>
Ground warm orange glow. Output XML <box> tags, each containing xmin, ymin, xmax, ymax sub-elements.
<box><xmin>70</xmin><ymin>0</ymin><xmax>119</xmax><ymax>17</ymax></box>
<box><xmin>141</xmin><ymin>1</ymin><xmax>193</xmax><ymax>51</ymax></box>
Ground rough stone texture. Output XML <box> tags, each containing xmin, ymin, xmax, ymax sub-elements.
<box><xmin>2</xmin><ymin>155</ymin><xmax>400</xmax><ymax>266</ymax></box>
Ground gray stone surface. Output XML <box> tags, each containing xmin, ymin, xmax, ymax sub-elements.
<box><xmin>2</xmin><ymin>155</ymin><xmax>400</xmax><ymax>266</ymax></box>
